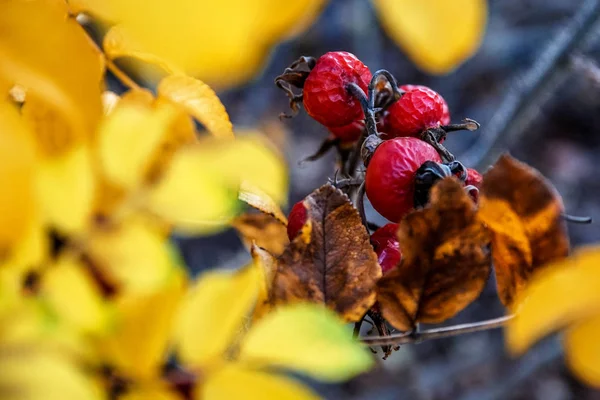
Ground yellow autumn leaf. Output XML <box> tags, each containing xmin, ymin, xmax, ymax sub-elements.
<box><xmin>157</xmin><ymin>74</ymin><xmax>233</xmax><ymax>138</ymax></box>
<box><xmin>0</xmin><ymin>102</ymin><xmax>37</xmax><ymax>250</ymax></box>
<box><xmin>36</xmin><ymin>145</ymin><xmax>95</xmax><ymax>234</ymax></box>
<box><xmin>98</xmin><ymin>100</ymin><xmax>179</xmax><ymax>190</ymax></box>
<box><xmin>0</xmin><ymin>346</ymin><xmax>102</xmax><ymax>400</ymax></box>
<box><xmin>564</xmin><ymin>315</ymin><xmax>600</xmax><ymax>387</ymax></box>
<box><xmin>506</xmin><ymin>247</ymin><xmax>600</xmax><ymax>355</ymax></box>
<box><xmin>105</xmin><ymin>270</ymin><xmax>185</xmax><ymax>380</ymax></box>
<box><xmin>0</xmin><ymin>210</ymin><xmax>47</xmax><ymax>276</ymax></box>
<box><xmin>146</xmin><ymin>145</ymin><xmax>241</xmax><ymax>233</ymax></box>
<box><xmin>147</xmin><ymin>135</ymin><xmax>287</xmax><ymax>233</ymax></box>
<box><xmin>239</xmin><ymin>181</ymin><xmax>288</xmax><ymax>225</ymax></box>
<box><xmin>174</xmin><ymin>266</ymin><xmax>258</xmax><ymax>367</ymax></box>
<box><xmin>41</xmin><ymin>255</ymin><xmax>111</xmax><ymax>334</ymax></box>
<box><xmin>103</xmin><ymin>26</ymin><xmax>183</xmax><ymax>76</ymax></box>
<box><xmin>0</xmin><ymin>0</ymin><xmax>103</xmax><ymax>142</ymax></box>
<box><xmin>121</xmin><ymin>384</ymin><xmax>182</xmax><ymax>400</ymax></box>
<box><xmin>200</xmin><ymin>365</ymin><xmax>319</xmax><ymax>400</ymax></box>
<box><xmin>239</xmin><ymin>304</ymin><xmax>374</xmax><ymax>382</ymax></box>
<box><xmin>373</xmin><ymin>0</ymin><xmax>487</xmax><ymax>74</ymax></box>
<box><xmin>86</xmin><ymin>217</ymin><xmax>179</xmax><ymax>293</ymax></box>
<box><xmin>201</xmin><ymin>134</ymin><xmax>288</xmax><ymax>205</ymax></box>
<box><xmin>73</xmin><ymin>0</ymin><xmax>325</xmax><ymax>88</ymax></box>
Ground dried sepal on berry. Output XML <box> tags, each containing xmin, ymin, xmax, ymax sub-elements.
<box><xmin>270</xmin><ymin>184</ymin><xmax>381</xmax><ymax>322</ymax></box>
<box><xmin>479</xmin><ymin>154</ymin><xmax>569</xmax><ymax>306</ymax></box>
<box><xmin>377</xmin><ymin>178</ymin><xmax>491</xmax><ymax>331</ymax></box>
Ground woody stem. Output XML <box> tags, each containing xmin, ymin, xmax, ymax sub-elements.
<box><xmin>360</xmin><ymin>315</ymin><xmax>513</xmax><ymax>346</ymax></box>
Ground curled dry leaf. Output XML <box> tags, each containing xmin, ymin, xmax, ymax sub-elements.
<box><xmin>377</xmin><ymin>178</ymin><xmax>491</xmax><ymax>331</ymax></box>
<box><xmin>250</xmin><ymin>244</ymin><xmax>278</xmax><ymax>320</ymax></box>
<box><xmin>269</xmin><ymin>184</ymin><xmax>381</xmax><ymax>322</ymax></box>
<box><xmin>239</xmin><ymin>181</ymin><xmax>288</xmax><ymax>225</ymax></box>
<box><xmin>232</xmin><ymin>213</ymin><xmax>289</xmax><ymax>257</ymax></box>
<box><xmin>479</xmin><ymin>154</ymin><xmax>569</xmax><ymax>306</ymax></box>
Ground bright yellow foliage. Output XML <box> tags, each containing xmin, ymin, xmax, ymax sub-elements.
<box><xmin>0</xmin><ymin>1</ymin><xmax>376</xmax><ymax>398</ymax></box>
<box><xmin>506</xmin><ymin>246</ymin><xmax>600</xmax><ymax>387</ymax></box>
<box><xmin>73</xmin><ymin>0</ymin><xmax>487</xmax><ymax>89</ymax></box>
<box><xmin>373</xmin><ymin>0</ymin><xmax>487</xmax><ymax>74</ymax></box>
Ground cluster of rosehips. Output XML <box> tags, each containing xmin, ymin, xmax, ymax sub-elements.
<box><xmin>277</xmin><ymin>51</ymin><xmax>483</xmax><ymax>275</ymax></box>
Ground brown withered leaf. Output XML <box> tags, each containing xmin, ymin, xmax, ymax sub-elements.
<box><xmin>377</xmin><ymin>178</ymin><xmax>491</xmax><ymax>331</ymax></box>
<box><xmin>479</xmin><ymin>154</ymin><xmax>569</xmax><ymax>306</ymax></box>
<box><xmin>232</xmin><ymin>212</ymin><xmax>289</xmax><ymax>257</ymax></box>
<box><xmin>270</xmin><ymin>184</ymin><xmax>381</xmax><ymax>322</ymax></box>
<box><xmin>250</xmin><ymin>244</ymin><xmax>277</xmax><ymax>320</ymax></box>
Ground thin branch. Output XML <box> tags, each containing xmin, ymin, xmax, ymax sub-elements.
<box><xmin>361</xmin><ymin>315</ymin><xmax>513</xmax><ymax>346</ymax></box>
<box><xmin>76</xmin><ymin>16</ymin><xmax>142</xmax><ymax>91</ymax></box>
<box><xmin>459</xmin><ymin>0</ymin><xmax>600</xmax><ymax>169</ymax></box>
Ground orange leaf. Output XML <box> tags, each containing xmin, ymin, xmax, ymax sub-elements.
<box><xmin>232</xmin><ymin>213</ymin><xmax>289</xmax><ymax>257</ymax></box>
<box><xmin>269</xmin><ymin>184</ymin><xmax>381</xmax><ymax>322</ymax></box>
<box><xmin>479</xmin><ymin>154</ymin><xmax>569</xmax><ymax>306</ymax></box>
<box><xmin>378</xmin><ymin>178</ymin><xmax>491</xmax><ymax>331</ymax></box>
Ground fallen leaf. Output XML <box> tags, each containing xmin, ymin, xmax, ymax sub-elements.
<box><xmin>232</xmin><ymin>214</ymin><xmax>289</xmax><ymax>257</ymax></box>
<box><xmin>479</xmin><ymin>154</ymin><xmax>569</xmax><ymax>306</ymax></box>
<box><xmin>270</xmin><ymin>184</ymin><xmax>381</xmax><ymax>322</ymax></box>
<box><xmin>378</xmin><ymin>178</ymin><xmax>491</xmax><ymax>331</ymax></box>
<box><xmin>373</xmin><ymin>0</ymin><xmax>487</xmax><ymax>74</ymax></box>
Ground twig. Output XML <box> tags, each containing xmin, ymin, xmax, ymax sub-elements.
<box><xmin>459</xmin><ymin>0</ymin><xmax>600</xmax><ymax>169</ymax></box>
<box><xmin>361</xmin><ymin>315</ymin><xmax>513</xmax><ymax>346</ymax></box>
<box><xmin>75</xmin><ymin>15</ymin><xmax>142</xmax><ymax>91</ymax></box>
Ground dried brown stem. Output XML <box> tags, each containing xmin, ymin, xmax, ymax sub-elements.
<box><xmin>361</xmin><ymin>315</ymin><xmax>513</xmax><ymax>346</ymax></box>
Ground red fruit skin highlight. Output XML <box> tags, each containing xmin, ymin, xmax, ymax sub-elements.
<box><xmin>287</xmin><ymin>200</ymin><xmax>307</xmax><ymax>241</ymax></box>
<box><xmin>366</xmin><ymin>137</ymin><xmax>442</xmax><ymax>222</ymax></box>
<box><xmin>370</xmin><ymin>223</ymin><xmax>401</xmax><ymax>274</ymax></box>
<box><xmin>303</xmin><ymin>51</ymin><xmax>372</xmax><ymax>128</ymax></box>
<box><xmin>384</xmin><ymin>85</ymin><xmax>446</xmax><ymax>138</ymax></box>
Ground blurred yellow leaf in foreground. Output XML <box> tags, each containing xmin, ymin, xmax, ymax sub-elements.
<box><xmin>506</xmin><ymin>247</ymin><xmax>600</xmax><ymax>387</ymax></box>
<box><xmin>373</xmin><ymin>0</ymin><xmax>487</xmax><ymax>74</ymax></box>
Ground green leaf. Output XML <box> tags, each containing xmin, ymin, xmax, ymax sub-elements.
<box><xmin>238</xmin><ymin>303</ymin><xmax>374</xmax><ymax>382</ymax></box>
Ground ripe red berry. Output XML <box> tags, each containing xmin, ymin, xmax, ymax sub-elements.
<box><xmin>465</xmin><ymin>168</ymin><xmax>483</xmax><ymax>188</ymax></box>
<box><xmin>366</xmin><ymin>137</ymin><xmax>442</xmax><ymax>222</ymax></box>
<box><xmin>399</xmin><ymin>84</ymin><xmax>451</xmax><ymax>126</ymax></box>
<box><xmin>287</xmin><ymin>200</ymin><xmax>307</xmax><ymax>240</ymax></box>
<box><xmin>328</xmin><ymin>119</ymin><xmax>365</xmax><ymax>143</ymax></box>
<box><xmin>303</xmin><ymin>51</ymin><xmax>372</xmax><ymax>128</ymax></box>
<box><xmin>383</xmin><ymin>85</ymin><xmax>446</xmax><ymax>138</ymax></box>
<box><xmin>370</xmin><ymin>223</ymin><xmax>401</xmax><ymax>274</ymax></box>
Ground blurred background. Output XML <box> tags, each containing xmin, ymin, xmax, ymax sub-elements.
<box><xmin>147</xmin><ymin>0</ymin><xmax>600</xmax><ymax>398</ymax></box>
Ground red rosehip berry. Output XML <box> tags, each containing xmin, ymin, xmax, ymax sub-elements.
<box><xmin>287</xmin><ymin>200</ymin><xmax>307</xmax><ymax>241</ymax></box>
<box><xmin>365</xmin><ymin>137</ymin><xmax>442</xmax><ymax>222</ymax></box>
<box><xmin>303</xmin><ymin>51</ymin><xmax>372</xmax><ymax>127</ymax></box>
<box><xmin>383</xmin><ymin>85</ymin><xmax>446</xmax><ymax>138</ymax></box>
<box><xmin>464</xmin><ymin>168</ymin><xmax>483</xmax><ymax>204</ymax></box>
<box><xmin>465</xmin><ymin>168</ymin><xmax>483</xmax><ymax>188</ymax></box>
<box><xmin>370</xmin><ymin>223</ymin><xmax>401</xmax><ymax>274</ymax></box>
<box><xmin>328</xmin><ymin>119</ymin><xmax>365</xmax><ymax>143</ymax></box>
<box><xmin>399</xmin><ymin>84</ymin><xmax>451</xmax><ymax>126</ymax></box>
